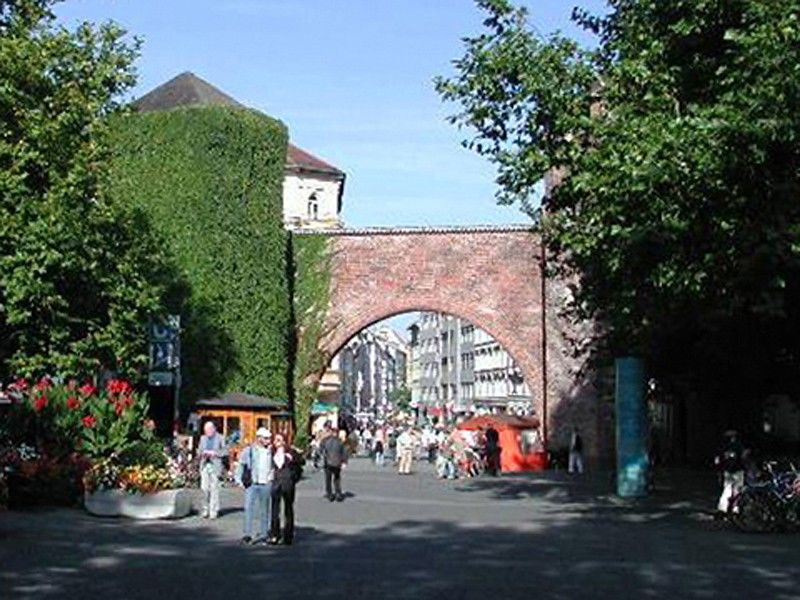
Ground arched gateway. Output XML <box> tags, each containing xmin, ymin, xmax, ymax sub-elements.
<box><xmin>294</xmin><ymin>225</ymin><xmax>609</xmax><ymax>464</ymax></box>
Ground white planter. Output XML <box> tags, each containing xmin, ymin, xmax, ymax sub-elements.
<box><xmin>84</xmin><ymin>488</ymin><xmax>193</xmax><ymax>519</ymax></box>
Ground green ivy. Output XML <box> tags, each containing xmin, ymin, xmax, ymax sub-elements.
<box><xmin>106</xmin><ymin>106</ymin><xmax>291</xmax><ymax>405</ymax></box>
<box><xmin>290</xmin><ymin>233</ymin><xmax>332</xmax><ymax>447</ymax></box>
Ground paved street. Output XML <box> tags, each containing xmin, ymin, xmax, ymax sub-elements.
<box><xmin>1</xmin><ymin>459</ymin><xmax>798</xmax><ymax>600</ymax></box>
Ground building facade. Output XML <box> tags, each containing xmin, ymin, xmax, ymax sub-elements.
<box><xmin>326</xmin><ymin>326</ymin><xmax>409</xmax><ymax>419</ymax></box>
<box><xmin>134</xmin><ymin>72</ymin><xmax>346</xmax><ymax>231</ymax></box>
<box><xmin>410</xmin><ymin>311</ymin><xmax>532</xmax><ymax>416</ymax></box>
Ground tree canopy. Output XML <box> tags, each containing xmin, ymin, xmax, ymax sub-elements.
<box><xmin>437</xmin><ymin>0</ymin><xmax>800</xmax><ymax>409</ymax></box>
<box><xmin>0</xmin><ymin>0</ymin><xmax>169</xmax><ymax>380</ymax></box>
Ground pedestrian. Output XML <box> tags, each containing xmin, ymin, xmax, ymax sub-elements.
<box><xmin>235</xmin><ymin>427</ymin><xmax>273</xmax><ymax>544</ymax></box>
<box><xmin>396</xmin><ymin>428</ymin><xmax>415</xmax><ymax>475</ymax></box>
<box><xmin>485</xmin><ymin>425</ymin><xmax>501</xmax><ymax>476</ymax></box>
<box><xmin>715</xmin><ymin>430</ymin><xmax>745</xmax><ymax>516</ymax></box>
<box><xmin>268</xmin><ymin>432</ymin><xmax>300</xmax><ymax>545</ymax></box>
<box><xmin>320</xmin><ymin>423</ymin><xmax>348</xmax><ymax>501</ymax></box>
<box><xmin>374</xmin><ymin>427</ymin><xmax>385</xmax><ymax>467</ymax></box>
<box><xmin>568</xmin><ymin>426</ymin><xmax>585</xmax><ymax>474</ymax></box>
<box><xmin>198</xmin><ymin>421</ymin><xmax>226</xmax><ymax>519</ymax></box>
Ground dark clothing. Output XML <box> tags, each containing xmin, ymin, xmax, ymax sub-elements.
<box><xmin>717</xmin><ymin>439</ymin><xmax>744</xmax><ymax>473</ymax></box>
<box><xmin>324</xmin><ymin>465</ymin><xmax>343</xmax><ymax>499</ymax></box>
<box><xmin>485</xmin><ymin>427</ymin><xmax>500</xmax><ymax>447</ymax></box>
<box><xmin>270</xmin><ymin>450</ymin><xmax>298</xmax><ymax>543</ymax></box>
<box><xmin>270</xmin><ymin>478</ymin><xmax>295</xmax><ymax>543</ymax></box>
<box><xmin>571</xmin><ymin>433</ymin><xmax>583</xmax><ymax>454</ymax></box>
<box><xmin>320</xmin><ymin>435</ymin><xmax>348</xmax><ymax>467</ymax></box>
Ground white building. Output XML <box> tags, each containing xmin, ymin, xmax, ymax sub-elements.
<box><xmin>411</xmin><ymin>311</ymin><xmax>532</xmax><ymax>416</ymax></box>
<box><xmin>134</xmin><ymin>72</ymin><xmax>346</xmax><ymax>231</ymax></box>
<box><xmin>327</xmin><ymin>326</ymin><xmax>408</xmax><ymax>419</ymax></box>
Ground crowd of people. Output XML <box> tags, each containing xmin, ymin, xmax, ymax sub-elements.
<box><xmin>340</xmin><ymin>421</ymin><xmax>505</xmax><ymax>480</ymax></box>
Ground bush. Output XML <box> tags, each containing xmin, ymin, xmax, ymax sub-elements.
<box><xmin>106</xmin><ymin>106</ymin><xmax>291</xmax><ymax>405</ymax></box>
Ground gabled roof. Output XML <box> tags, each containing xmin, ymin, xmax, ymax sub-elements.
<box><xmin>133</xmin><ymin>72</ymin><xmax>344</xmax><ymax>177</ymax></box>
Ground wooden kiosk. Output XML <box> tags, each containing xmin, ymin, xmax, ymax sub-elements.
<box><xmin>195</xmin><ymin>392</ymin><xmax>293</xmax><ymax>452</ymax></box>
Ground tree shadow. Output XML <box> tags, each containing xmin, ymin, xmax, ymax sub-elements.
<box><xmin>1</xmin><ymin>483</ymin><xmax>799</xmax><ymax>600</ymax></box>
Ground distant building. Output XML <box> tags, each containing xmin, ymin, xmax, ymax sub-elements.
<box><xmin>134</xmin><ymin>72</ymin><xmax>346</xmax><ymax>230</ymax></box>
<box><xmin>327</xmin><ymin>326</ymin><xmax>408</xmax><ymax>419</ymax></box>
<box><xmin>411</xmin><ymin>311</ymin><xmax>532</xmax><ymax>416</ymax></box>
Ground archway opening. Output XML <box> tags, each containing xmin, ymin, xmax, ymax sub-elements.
<box><xmin>310</xmin><ymin>310</ymin><xmax>535</xmax><ymax>440</ymax></box>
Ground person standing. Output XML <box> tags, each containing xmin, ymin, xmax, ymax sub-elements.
<box><xmin>568</xmin><ymin>426</ymin><xmax>585</xmax><ymax>474</ymax></box>
<box><xmin>198</xmin><ymin>421</ymin><xmax>226</xmax><ymax>519</ymax></box>
<box><xmin>374</xmin><ymin>427</ymin><xmax>386</xmax><ymax>467</ymax></box>
<box><xmin>715</xmin><ymin>430</ymin><xmax>745</xmax><ymax>515</ymax></box>
<box><xmin>320</xmin><ymin>423</ymin><xmax>348</xmax><ymax>501</ymax></box>
<box><xmin>269</xmin><ymin>433</ymin><xmax>300</xmax><ymax>545</ymax></box>
<box><xmin>235</xmin><ymin>428</ymin><xmax>273</xmax><ymax>544</ymax></box>
<box><xmin>485</xmin><ymin>425</ymin><xmax>501</xmax><ymax>476</ymax></box>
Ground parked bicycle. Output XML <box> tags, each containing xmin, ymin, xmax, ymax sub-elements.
<box><xmin>729</xmin><ymin>461</ymin><xmax>800</xmax><ymax>533</ymax></box>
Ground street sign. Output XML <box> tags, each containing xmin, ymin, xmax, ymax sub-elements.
<box><xmin>148</xmin><ymin>371</ymin><xmax>174</xmax><ymax>387</ymax></box>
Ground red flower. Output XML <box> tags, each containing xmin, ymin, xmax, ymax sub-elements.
<box><xmin>114</xmin><ymin>401</ymin><xmax>126</xmax><ymax>416</ymax></box>
<box><xmin>82</xmin><ymin>415</ymin><xmax>96</xmax><ymax>428</ymax></box>
<box><xmin>106</xmin><ymin>379</ymin><xmax>133</xmax><ymax>397</ymax></box>
<box><xmin>9</xmin><ymin>378</ymin><xmax>28</xmax><ymax>392</ymax></box>
<box><xmin>79</xmin><ymin>382</ymin><xmax>97</xmax><ymax>397</ymax></box>
<box><xmin>33</xmin><ymin>395</ymin><xmax>48</xmax><ymax>412</ymax></box>
<box><xmin>34</xmin><ymin>376</ymin><xmax>51</xmax><ymax>391</ymax></box>
<box><xmin>66</xmin><ymin>396</ymin><xmax>81</xmax><ymax>410</ymax></box>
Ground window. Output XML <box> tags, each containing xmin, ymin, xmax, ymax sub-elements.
<box><xmin>307</xmin><ymin>192</ymin><xmax>319</xmax><ymax>220</ymax></box>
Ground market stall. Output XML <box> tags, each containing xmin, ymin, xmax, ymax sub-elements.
<box><xmin>458</xmin><ymin>414</ymin><xmax>548</xmax><ymax>472</ymax></box>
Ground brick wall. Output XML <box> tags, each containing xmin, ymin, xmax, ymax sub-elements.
<box><xmin>297</xmin><ymin>227</ymin><xmax>607</xmax><ymax>464</ymax></box>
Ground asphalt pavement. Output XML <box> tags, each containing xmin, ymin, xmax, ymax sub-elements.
<box><xmin>1</xmin><ymin>459</ymin><xmax>798</xmax><ymax>600</ymax></box>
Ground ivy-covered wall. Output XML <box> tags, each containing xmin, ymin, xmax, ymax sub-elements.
<box><xmin>290</xmin><ymin>233</ymin><xmax>332</xmax><ymax>447</ymax></box>
<box><xmin>106</xmin><ymin>106</ymin><xmax>291</xmax><ymax>404</ymax></box>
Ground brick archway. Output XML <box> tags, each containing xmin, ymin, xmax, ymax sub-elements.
<box><xmin>298</xmin><ymin>226</ymin><xmax>547</xmax><ymax>425</ymax></box>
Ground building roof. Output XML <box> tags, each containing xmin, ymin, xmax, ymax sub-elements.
<box><xmin>133</xmin><ymin>72</ymin><xmax>343</xmax><ymax>177</ymax></box>
<box><xmin>196</xmin><ymin>392</ymin><xmax>288</xmax><ymax>410</ymax></box>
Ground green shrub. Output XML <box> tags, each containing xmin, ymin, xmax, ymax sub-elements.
<box><xmin>106</xmin><ymin>106</ymin><xmax>291</xmax><ymax>404</ymax></box>
<box><xmin>291</xmin><ymin>234</ymin><xmax>332</xmax><ymax>447</ymax></box>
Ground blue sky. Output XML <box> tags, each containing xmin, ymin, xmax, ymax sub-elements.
<box><xmin>55</xmin><ymin>0</ymin><xmax>607</xmax><ymax>229</ymax></box>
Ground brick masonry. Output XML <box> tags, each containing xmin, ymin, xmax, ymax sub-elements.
<box><xmin>297</xmin><ymin>226</ymin><xmax>609</xmax><ymax>464</ymax></box>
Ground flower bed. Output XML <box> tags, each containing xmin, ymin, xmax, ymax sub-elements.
<box><xmin>1</xmin><ymin>376</ymin><xmax>197</xmax><ymax>514</ymax></box>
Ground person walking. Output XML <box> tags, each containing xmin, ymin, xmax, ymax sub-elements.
<box><xmin>235</xmin><ymin>428</ymin><xmax>273</xmax><ymax>544</ymax></box>
<box><xmin>198</xmin><ymin>421</ymin><xmax>226</xmax><ymax>519</ymax></box>
<box><xmin>715</xmin><ymin>430</ymin><xmax>745</xmax><ymax>516</ymax></box>
<box><xmin>568</xmin><ymin>426</ymin><xmax>585</xmax><ymax>474</ymax></box>
<box><xmin>374</xmin><ymin>427</ymin><xmax>386</xmax><ymax>467</ymax></box>
<box><xmin>320</xmin><ymin>423</ymin><xmax>348</xmax><ymax>501</ymax></box>
<box><xmin>396</xmin><ymin>428</ymin><xmax>415</xmax><ymax>475</ymax></box>
<box><xmin>268</xmin><ymin>433</ymin><xmax>300</xmax><ymax>545</ymax></box>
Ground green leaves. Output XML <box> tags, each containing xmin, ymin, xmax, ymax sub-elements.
<box><xmin>440</xmin><ymin>0</ymin><xmax>800</xmax><ymax>401</ymax></box>
<box><xmin>0</xmin><ymin>0</ymin><xmax>162</xmax><ymax>383</ymax></box>
<box><xmin>105</xmin><ymin>107</ymin><xmax>291</xmax><ymax>405</ymax></box>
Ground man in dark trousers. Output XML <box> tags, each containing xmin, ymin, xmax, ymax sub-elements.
<box><xmin>485</xmin><ymin>425</ymin><xmax>501</xmax><ymax>476</ymax></box>
<box><xmin>320</xmin><ymin>423</ymin><xmax>348</xmax><ymax>502</ymax></box>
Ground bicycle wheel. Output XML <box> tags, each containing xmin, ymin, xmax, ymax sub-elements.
<box><xmin>731</xmin><ymin>491</ymin><xmax>774</xmax><ymax>533</ymax></box>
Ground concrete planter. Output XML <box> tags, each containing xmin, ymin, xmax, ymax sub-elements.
<box><xmin>84</xmin><ymin>488</ymin><xmax>192</xmax><ymax>519</ymax></box>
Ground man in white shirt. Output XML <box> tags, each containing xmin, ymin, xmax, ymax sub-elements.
<box><xmin>236</xmin><ymin>428</ymin><xmax>274</xmax><ymax>544</ymax></box>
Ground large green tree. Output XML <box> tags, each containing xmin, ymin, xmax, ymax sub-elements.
<box><xmin>437</xmin><ymin>1</ymin><xmax>800</xmax><ymax>420</ymax></box>
<box><xmin>0</xmin><ymin>1</ymin><xmax>168</xmax><ymax>380</ymax></box>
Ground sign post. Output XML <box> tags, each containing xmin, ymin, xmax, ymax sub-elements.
<box><xmin>149</xmin><ymin>315</ymin><xmax>181</xmax><ymax>435</ymax></box>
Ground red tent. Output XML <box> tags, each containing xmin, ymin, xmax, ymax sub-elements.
<box><xmin>458</xmin><ymin>414</ymin><xmax>548</xmax><ymax>472</ymax></box>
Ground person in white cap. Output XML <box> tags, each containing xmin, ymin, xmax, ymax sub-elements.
<box><xmin>236</xmin><ymin>427</ymin><xmax>274</xmax><ymax>544</ymax></box>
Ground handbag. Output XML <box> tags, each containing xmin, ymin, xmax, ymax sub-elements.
<box><xmin>241</xmin><ymin>448</ymin><xmax>253</xmax><ymax>488</ymax></box>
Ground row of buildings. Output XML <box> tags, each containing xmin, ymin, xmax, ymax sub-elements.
<box><xmin>318</xmin><ymin>312</ymin><xmax>533</xmax><ymax>423</ymax></box>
